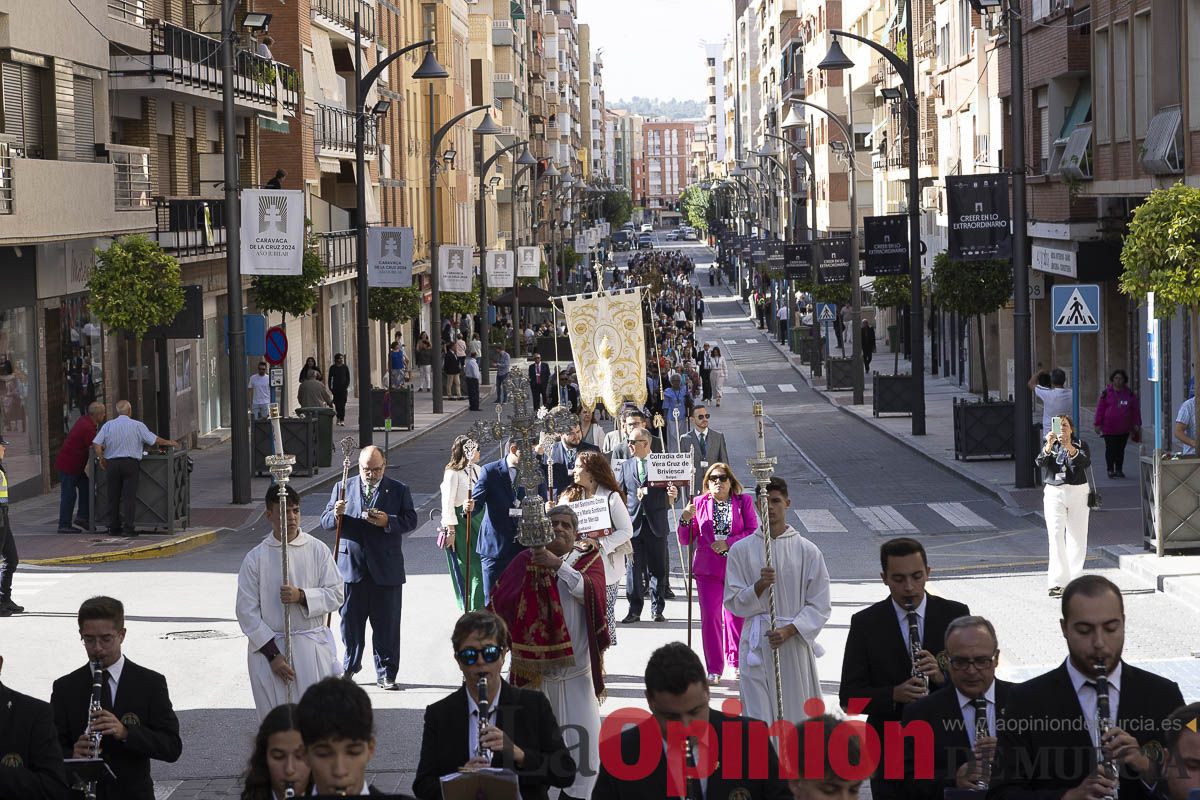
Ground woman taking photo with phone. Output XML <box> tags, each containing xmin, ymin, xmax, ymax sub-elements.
<box><xmin>1036</xmin><ymin>415</ymin><xmax>1092</xmax><ymax>598</ymax></box>
<box><xmin>676</xmin><ymin>462</ymin><xmax>759</xmax><ymax>683</ymax></box>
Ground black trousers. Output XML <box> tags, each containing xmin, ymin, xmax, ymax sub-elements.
<box><xmin>530</xmin><ymin>385</ymin><xmax>546</xmax><ymax>409</ymax></box>
<box><xmin>626</xmin><ymin>529</ymin><xmax>667</xmax><ymax>617</ymax></box>
<box><xmin>700</xmin><ymin>369</ymin><xmax>712</xmax><ymax>401</ymax></box>
<box><xmin>0</xmin><ymin>508</ymin><xmax>16</xmax><ymax>600</ymax></box>
<box><xmin>1103</xmin><ymin>433</ymin><xmax>1130</xmax><ymax>472</ymax></box>
<box><xmin>863</xmin><ymin>351</ymin><xmax>874</xmax><ymax>373</ymax></box>
<box><xmin>332</xmin><ymin>390</ymin><xmax>348</xmax><ymax>421</ymax></box>
<box><xmin>106</xmin><ymin>457</ymin><xmax>140</xmax><ymax>534</ymax></box>
<box><xmin>465</xmin><ymin>376</ymin><xmax>480</xmax><ymax>410</ymax></box>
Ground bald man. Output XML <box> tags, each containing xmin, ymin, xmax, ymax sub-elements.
<box><xmin>56</xmin><ymin>402</ymin><xmax>107</xmax><ymax>533</ymax></box>
<box><xmin>92</xmin><ymin>400</ymin><xmax>176</xmax><ymax>538</ymax></box>
<box><xmin>320</xmin><ymin>445</ymin><xmax>417</xmax><ymax>690</ymax></box>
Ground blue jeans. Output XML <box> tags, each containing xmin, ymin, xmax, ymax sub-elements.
<box><xmin>496</xmin><ymin>372</ymin><xmax>509</xmax><ymax>405</ymax></box>
<box><xmin>252</xmin><ymin>403</ymin><xmax>270</xmax><ymax>420</ymax></box>
<box><xmin>59</xmin><ymin>471</ymin><xmax>89</xmax><ymax>528</ymax></box>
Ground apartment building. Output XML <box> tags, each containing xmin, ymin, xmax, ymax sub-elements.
<box><xmin>723</xmin><ymin>36</ymin><xmax>740</xmax><ymax>173</ymax></box>
<box><xmin>643</xmin><ymin>119</ymin><xmax>695</xmax><ymax>224</ymax></box>
<box><xmin>734</xmin><ymin>0</ymin><xmax>763</xmax><ymax>162</ymax></box>
<box><xmin>704</xmin><ymin>40</ymin><xmax>728</xmax><ymax>179</ymax></box>
<box><xmin>586</xmin><ymin>41</ymin><xmax>608</xmax><ymax>180</ymax></box>
<box><xmin>606</xmin><ymin>107</ymin><xmax>642</xmax><ymax>192</ymax></box>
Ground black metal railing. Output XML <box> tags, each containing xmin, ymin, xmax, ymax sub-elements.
<box><xmin>0</xmin><ymin>137</ymin><xmax>13</xmax><ymax>215</ymax></box>
<box><xmin>317</xmin><ymin>230</ymin><xmax>357</xmax><ymax>275</ymax></box>
<box><xmin>140</xmin><ymin>22</ymin><xmax>298</xmax><ymax>113</ymax></box>
<box><xmin>312</xmin><ymin>0</ymin><xmax>375</xmax><ymax>38</ymax></box>
<box><xmin>315</xmin><ymin>104</ymin><xmax>376</xmax><ymax>154</ymax></box>
<box><xmin>155</xmin><ymin>197</ymin><xmax>228</xmax><ymax>257</ymax></box>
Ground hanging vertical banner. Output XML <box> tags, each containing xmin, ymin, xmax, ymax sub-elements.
<box><xmin>863</xmin><ymin>214</ymin><xmax>909</xmax><ymax>276</ymax></box>
<box><xmin>438</xmin><ymin>245</ymin><xmax>473</xmax><ymax>292</ymax></box>
<box><xmin>750</xmin><ymin>239</ymin><xmax>768</xmax><ymax>265</ymax></box>
<box><xmin>946</xmin><ymin>173</ymin><xmax>1012</xmax><ymax>261</ymax></box>
<box><xmin>815</xmin><ymin>237</ymin><xmax>852</xmax><ymax>285</ymax></box>
<box><xmin>517</xmin><ymin>246</ymin><xmax>542</xmax><ymax>277</ymax></box>
<box><xmin>784</xmin><ymin>243</ymin><xmax>811</xmax><ymax>280</ymax></box>
<box><xmin>485</xmin><ymin>250</ymin><xmax>515</xmax><ymax>286</ymax></box>
<box><xmin>367</xmin><ymin>227</ymin><xmax>414</xmax><ymax>287</ymax></box>
<box><xmin>766</xmin><ymin>241</ymin><xmax>787</xmax><ymax>272</ymax></box>
<box><xmin>240</xmin><ymin>189</ymin><xmax>305</xmax><ymax>275</ymax></box>
<box><xmin>561</xmin><ymin>287</ymin><xmax>648</xmax><ymax>412</ymax></box>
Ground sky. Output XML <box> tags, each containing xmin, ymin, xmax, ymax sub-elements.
<box><xmin>578</xmin><ymin>0</ymin><xmax>730</xmax><ymax>103</ymax></box>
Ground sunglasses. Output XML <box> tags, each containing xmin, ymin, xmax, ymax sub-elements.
<box><xmin>695</xmin><ymin>414</ymin><xmax>710</xmax><ymax>419</ymax></box>
<box><xmin>456</xmin><ymin>644</ymin><xmax>503</xmax><ymax>665</ymax></box>
<box><xmin>709</xmin><ymin>474</ymin><xmax>730</xmax><ymax>482</ymax></box>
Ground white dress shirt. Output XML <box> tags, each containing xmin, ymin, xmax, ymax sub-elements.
<box><xmin>955</xmin><ymin>681</ymin><xmax>997</xmax><ymax>748</ymax></box>
<box><xmin>466</xmin><ymin>683</ymin><xmax>500</xmax><ymax>760</ymax></box>
<box><xmin>892</xmin><ymin>594</ymin><xmax>927</xmax><ymax>647</ymax></box>
<box><xmin>1065</xmin><ymin>658</ymin><xmax>1122</xmax><ymax>747</ymax></box>
<box><xmin>104</xmin><ymin>655</ymin><xmax>126</xmax><ymax>705</ymax></box>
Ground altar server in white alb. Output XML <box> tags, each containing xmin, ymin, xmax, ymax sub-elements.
<box><xmin>724</xmin><ymin>476</ymin><xmax>830</xmax><ymax>726</ymax></box>
<box><xmin>237</xmin><ymin>484</ymin><xmax>344</xmax><ymax>719</ymax></box>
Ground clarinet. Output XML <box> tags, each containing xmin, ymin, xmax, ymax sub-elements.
<box><xmin>83</xmin><ymin>660</ymin><xmax>104</xmax><ymax>800</ymax></box>
<box><xmin>905</xmin><ymin>602</ymin><xmax>928</xmax><ymax>694</ymax></box>
<box><xmin>974</xmin><ymin>699</ymin><xmax>991</xmax><ymax>790</ymax></box>
<box><xmin>476</xmin><ymin>675</ymin><xmax>492</xmax><ymax>760</ymax></box>
<box><xmin>1095</xmin><ymin>662</ymin><xmax>1119</xmax><ymax>798</ymax></box>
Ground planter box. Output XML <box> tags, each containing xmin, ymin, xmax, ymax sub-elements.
<box><xmin>826</xmin><ymin>357</ymin><xmax>855</xmax><ymax>391</ymax></box>
<box><xmin>1140</xmin><ymin>454</ymin><xmax>1200</xmax><ymax>553</ymax></box>
<box><xmin>952</xmin><ymin>399</ymin><xmax>1015</xmax><ymax>460</ymax></box>
<box><xmin>90</xmin><ymin>449</ymin><xmax>191</xmax><ymax>535</ymax></box>
<box><xmin>799</xmin><ymin>336</ymin><xmax>823</xmax><ymax>367</ymax></box>
<box><xmin>297</xmin><ymin>407</ymin><xmax>335</xmax><ymax>467</ymax></box>
<box><xmin>872</xmin><ymin>373</ymin><xmax>915</xmax><ymax>417</ymax></box>
<box><xmin>370</xmin><ymin>387</ymin><xmax>415</xmax><ymax>431</ymax></box>
<box><xmin>253</xmin><ymin>416</ymin><xmax>319</xmax><ymax>477</ymax></box>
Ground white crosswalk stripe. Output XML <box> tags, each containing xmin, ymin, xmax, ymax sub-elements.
<box><xmin>853</xmin><ymin>505</ymin><xmax>917</xmax><ymax>532</ymax></box>
<box><xmin>778</xmin><ymin>384</ymin><xmax>797</xmax><ymax>393</ymax></box>
<box><xmin>721</xmin><ymin>387</ymin><xmax>738</xmax><ymax>394</ymax></box>
<box><xmin>745</xmin><ymin>338</ymin><xmax>758</xmax><ymax>344</ymax></box>
<box><xmin>723</xmin><ymin>339</ymin><xmax>739</xmax><ymax>344</ymax></box>
<box><xmin>745</xmin><ymin>385</ymin><xmax>765</xmax><ymax>393</ymax></box>
<box><xmin>795</xmin><ymin>509</ymin><xmax>847</xmax><ymax>533</ymax></box>
<box><xmin>928</xmin><ymin>502</ymin><xmax>995</xmax><ymax>529</ymax></box>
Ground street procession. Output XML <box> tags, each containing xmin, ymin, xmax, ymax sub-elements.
<box><xmin>4</xmin><ymin>0</ymin><xmax>1200</xmax><ymax>798</ymax></box>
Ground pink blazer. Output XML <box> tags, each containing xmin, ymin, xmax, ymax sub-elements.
<box><xmin>677</xmin><ymin>492</ymin><xmax>759</xmax><ymax>578</ymax></box>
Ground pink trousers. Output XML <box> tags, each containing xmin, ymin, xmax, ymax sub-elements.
<box><xmin>695</xmin><ymin>574</ymin><xmax>743</xmax><ymax>675</ymax></box>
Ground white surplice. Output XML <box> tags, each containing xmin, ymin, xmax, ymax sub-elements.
<box><xmin>537</xmin><ymin>550</ymin><xmax>602</xmax><ymax>800</ymax></box>
<box><xmin>724</xmin><ymin>525</ymin><xmax>830</xmax><ymax>726</ymax></box>
<box><xmin>236</xmin><ymin>530</ymin><xmax>345</xmax><ymax>719</ymax></box>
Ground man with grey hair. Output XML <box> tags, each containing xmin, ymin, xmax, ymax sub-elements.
<box><xmin>92</xmin><ymin>400</ymin><xmax>177</xmax><ymax>538</ymax></box>
<box><xmin>490</xmin><ymin>504</ymin><xmax>609</xmax><ymax>800</ymax></box>
<box><xmin>56</xmin><ymin>401</ymin><xmax>107</xmax><ymax>533</ymax></box>
<box><xmin>617</xmin><ymin>428</ymin><xmax>677</xmax><ymax>623</ymax></box>
<box><xmin>897</xmin><ymin>615</ymin><xmax>1013</xmax><ymax>800</ymax></box>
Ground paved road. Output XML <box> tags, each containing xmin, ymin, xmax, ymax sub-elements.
<box><xmin>4</xmin><ymin>240</ymin><xmax>1198</xmax><ymax>798</ymax></box>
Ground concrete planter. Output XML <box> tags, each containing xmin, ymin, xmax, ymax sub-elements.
<box><xmin>872</xmin><ymin>373</ymin><xmax>915</xmax><ymax>417</ymax></box>
<box><xmin>253</xmin><ymin>416</ymin><xmax>319</xmax><ymax>477</ymax></box>
<box><xmin>952</xmin><ymin>399</ymin><xmax>1015</xmax><ymax>460</ymax></box>
<box><xmin>89</xmin><ymin>449</ymin><xmax>191</xmax><ymax>535</ymax></box>
<box><xmin>1140</xmin><ymin>454</ymin><xmax>1200</xmax><ymax>553</ymax></box>
<box><xmin>825</xmin><ymin>357</ymin><xmax>856</xmax><ymax>391</ymax></box>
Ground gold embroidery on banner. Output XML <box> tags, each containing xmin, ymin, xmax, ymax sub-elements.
<box><xmin>562</xmin><ymin>289</ymin><xmax>648</xmax><ymax>413</ymax></box>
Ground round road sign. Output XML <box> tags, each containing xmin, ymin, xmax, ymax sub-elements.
<box><xmin>264</xmin><ymin>325</ymin><xmax>288</xmax><ymax>365</ymax></box>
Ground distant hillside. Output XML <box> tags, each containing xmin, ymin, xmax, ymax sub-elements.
<box><xmin>609</xmin><ymin>97</ymin><xmax>704</xmax><ymax>120</ymax></box>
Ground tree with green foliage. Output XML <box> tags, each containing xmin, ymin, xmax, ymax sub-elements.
<box><xmin>679</xmin><ymin>185</ymin><xmax>712</xmax><ymax>233</ymax></box>
<box><xmin>602</xmin><ymin>191</ymin><xmax>633</xmax><ymax>228</ymax></box>
<box><xmin>1120</xmin><ymin>183</ymin><xmax>1200</xmax><ymax>405</ymax></box>
<box><xmin>932</xmin><ymin>251</ymin><xmax>1012</xmax><ymax>398</ymax></box>
<box><xmin>871</xmin><ymin>275</ymin><xmax>911</xmax><ymax>374</ymax></box>
<box><xmin>251</xmin><ymin>244</ymin><xmax>325</xmax><ymax>319</ymax></box>
<box><xmin>440</xmin><ymin>279</ymin><xmax>480</xmax><ymax>320</ymax></box>
<box><xmin>89</xmin><ymin>235</ymin><xmax>186</xmax><ymax>414</ymax></box>
<box><xmin>368</xmin><ymin>286</ymin><xmax>421</xmax><ymax>326</ymax></box>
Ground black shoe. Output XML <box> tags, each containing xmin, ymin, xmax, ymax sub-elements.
<box><xmin>377</xmin><ymin>678</ymin><xmax>398</xmax><ymax>690</ymax></box>
<box><xmin>1108</xmin><ymin>470</ymin><xmax>1116</xmax><ymax>478</ymax></box>
<box><xmin>57</xmin><ymin>527</ymin><xmax>79</xmax><ymax>534</ymax></box>
<box><xmin>663</xmin><ymin>589</ymin><xmax>677</xmax><ymax>600</ymax></box>
<box><xmin>119</xmin><ymin>531</ymin><xmax>140</xmax><ymax>538</ymax></box>
<box><xmin>620</xmin><ymin>613</ymin><xmax>640</xmax><ymax>624</ymax></box>
<box><xmin>73</xmin><ymin>517</ymin><xmax>89</xmax><ymax>529</ymax></box>
<box><xmin>1</xmin><ymin>599</ymin><xmax>23</xmax><ymax>613</ymax></box>
<box><xmin>1116</xmin><ymin>470</ymin><xmax>1126</xmax><ymax>478</ymax></box>
<box><xmin>1049</xmin><ymin>586</ymin><xmax>1063</xmax><ymax>597</ymax></box>
<box><xmin>653</xmin><ymin>613</ymin><xmax>667</xmax><ymax>623</ymax></box>
<box><xmin>0</xmin><ymin>606</ymin><xmax>10</xmax><ymax>617</ymax></box>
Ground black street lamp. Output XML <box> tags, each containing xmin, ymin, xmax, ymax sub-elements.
<box><xmin>818</xmin><ymin>17</ymin><xmax>927</xmax><ymax>435</ymax></box>
<box><xmin>353</xmin><ymin>13</ymin><xmax>447</xmax><ymax>445</ymax></box>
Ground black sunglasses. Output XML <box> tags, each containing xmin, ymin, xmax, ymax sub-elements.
<box><xmin>456</xmin><ymin>644</ymin><xmax>502</xmax><ymax>665</ymax></box>
<box><xmin>709</xmin><ymin>474</ymin><xmax>730</xmax><ymax>482</ymax></box>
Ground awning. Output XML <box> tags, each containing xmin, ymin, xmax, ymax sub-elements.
<box><xmin>491</xmin><ymin>286</ymin><xmax>553</xmax><ymax>307</ymax></box>
<box><xmin>1058</xmin><ymin>83</ymin><xmax>1092</xmax><ymax>139</ymax></box>
<box><xmin>258</xmin><ymin>116</ymin><xmax>289</xmax><ymax>134</ymax></box>
<box><xmin>311</xmin><ymin>28</ymin><xmax>344</xmax><ymax>105</ymax></box>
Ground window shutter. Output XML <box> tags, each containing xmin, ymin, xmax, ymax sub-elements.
<box><xmin>2</xmin><ymin>62</ymin><xmax>44</xmax><ymax>157</ymax></box>
<box><xmin>73</xmin><ymin>75</ymin><xmax>95</xmax><ymax>162</ymax></box>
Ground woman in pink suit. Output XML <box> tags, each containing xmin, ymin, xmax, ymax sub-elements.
<box><xmin>677</xmin><ymin>462</ymin><xmax>759</xmax><ymax>684</ymax></box>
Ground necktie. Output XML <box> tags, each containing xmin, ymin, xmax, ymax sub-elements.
<box><xmin>101</xmin><ymin>669</ymin><xmax>114</xmax><ymax>711</ymax></box>
<box><xmin>685</xmin><ymin>741</ymin><xmax>704</xmax><ymax>800</ymax></box>
<box><xmin>638</xmin><ymin>458</ymin><xmax>647</xmax><ymax>483</ymax></box>
<box><xmin>698</xmin><ymin>432</ymin><xmax>707</xmax><ymax>457</ymax></box>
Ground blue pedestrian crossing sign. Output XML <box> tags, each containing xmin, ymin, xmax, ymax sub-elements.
<box><xmin>816</xmin><ymin>303</ymin><xmax>837</xmax><ymax>323</ymax></box>
<box><xmin>1051</xmin><ymin>284</ymin><xmax>1101</xmax><ymax>333</ymax></box>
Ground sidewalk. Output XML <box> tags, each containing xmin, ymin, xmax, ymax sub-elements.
<box><xmin>19</xmin><ymin>386</ymin><xmax>481</xmax><ymax>565</ymax></box>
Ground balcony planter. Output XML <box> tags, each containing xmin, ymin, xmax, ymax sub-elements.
<box><xmin>89</xmin><ymin>449</ymin><xmax>191</xmax><ymax>535</ymax></box>
<box><xmin>1140</xmin><ymin>455</ymin><xmax>1200</xmax><ymax>553</ymax></box>
<box><xmin>253</xmin><ymin>415</ymin><xmax>319</xmax><ymax>477</ymax></box>
<box><xmin>872</xmin><ymin>373</ymin><xmax>915</xmax><ymax>417</ymax></box>
<box><xmin>825</xmin><ymin>357</ymin><xmax>856</xmax><ymax>391</ymax></box>
<box><xmin>952</xmin><ymin>398</ymin><xmax>1015</xmax><ymax>460</ymax></box>
<box><xmin>370</xmin><ymin>387</ymin><xmax>415</xmax><ymax>431</ymax></box>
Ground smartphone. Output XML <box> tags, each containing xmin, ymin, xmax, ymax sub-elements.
<box><xmin>1051</xmin><ymin>418</ymin><xmax>1063</xmax><ymax>439</ymax></box>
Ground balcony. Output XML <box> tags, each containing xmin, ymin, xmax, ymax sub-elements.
<box><xmin>312</xmin><ymin>0</ymin><xmax>375</xmax><ymax>41</ymax></box>
<box><xmin>494</xmin><ymin>73</ymin><xmax>515</xmax><ymax>99</ymax></box>
<box><xmin>0</xmin><ymin>142</ymin><xmax>154</xmax><ymax>243</ymax></box>
<box><xmin>110</xmin><ymin>22</ymin><xmax>299</xmax><ymax>116</ymax></box>
<box><xmin>317</xmin><ymin>230</ymin><xmax>357</xmax><ymax>279</ymax></box>
<box><xmin>530</xmin><ymin>94</ymin><xmax>546</xmax><ymax>119</ymax></box>
<box><xmin>315</xmin><ymin>104</ymin><xmax>377</xmax><ymax>158</ymax></box>
<box><xmin>155</xmin><ymin>197</ymin><xmax>228</xmax><ymax>258</ymax></box>
<box><xmin>493</xmin><ymin>20</ymin><xmax>514</xmax><ymax>47</ymax></box>
<box><xmin>107</xmin><ymin>0</ymin><xmax>147</xmax><ymax>25</ymax></box>
<box><xmin>782</xmin><ymin>70</ymin><xmax>804</xmax><ymax>102</ymax></box>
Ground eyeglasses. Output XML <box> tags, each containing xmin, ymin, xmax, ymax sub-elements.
<box><xmin>709</xmin><ymin>474</ymin><xmax>730</xmax><ymax>482</ymax></box>
<box><xmin>361</xmin><ymin>464</ymin><xmax>386</xmax><ymax>475</ymax></box>
<box><xmin>948</xmin><ymin>654</ymin><xmax>997</xmax><ymax>671</ymax></box>
<box><xmin>456</xmin><ymin>644</ymin><xmax>503</xmax><ymax>665</ymax></box>
<box><xmin>81</xmin><ymin>634</ymin><xmax>118</xmax><ymax>646</ymax></box>
<box><xmin>695</xmin><ymin>414</ymin><xmax>710</xmax><ymax>419</ymax></box>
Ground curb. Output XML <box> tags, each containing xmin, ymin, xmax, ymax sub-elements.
<box><xmin>25</xmin><ymin>529</ymin><xmax>221</xmax><ymax>566</ymax></box>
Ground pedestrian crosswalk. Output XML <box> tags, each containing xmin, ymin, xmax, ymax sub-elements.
<box><xmin>793</xmin><ymin>501</ymin><xmax>997</xmax><ymax>536</ymax></box>
<box><xmin>15</xmin><ymin>565</ymin><xmax>88</xmax><ymax>599</ymax></box>
<box><xmin>716</xmin><ymin>384</ymin><xmax>798</xmax><ymax>395</ymax></box>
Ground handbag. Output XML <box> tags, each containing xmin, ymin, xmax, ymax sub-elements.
<box><xmin>1085</xmin><ymin>465</ymin><xmax>1102</xmax><ymax>510</ymax></box>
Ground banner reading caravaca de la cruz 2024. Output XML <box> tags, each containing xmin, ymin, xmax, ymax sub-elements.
<box><xmin>240</xmin><ymin>189</ymin><xmax>305</xmax><ymax>275</ymax></box>
<box><xmin>438</xmin><ymin>245</ymin><xmax>473</xmax><ymax>293</ymax></box>
<box><xmin>367</xmin><ymin>227</ymin><xmax>414</xmax><ymax>287</ymax></box>
<box><xmin>946</xmin><ymin>173</ymin><xmax>1012</xmax><ymax>262</ymax></box>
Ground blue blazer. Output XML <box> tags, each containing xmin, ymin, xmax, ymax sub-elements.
<box><xmin>320</xmin><ymin>475</ymin><xmax>417</xmax><ymax>586</ymax></box>
<box><xmin>472</xmin><ymin>459</ymin><xmax>539</xmax><ymax>562</ymax></box>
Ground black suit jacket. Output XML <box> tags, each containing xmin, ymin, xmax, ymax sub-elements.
<box><xmin>528</xmin><ymin>362</ymin><xmax>551</xmax><ymax>391</ymax></box>
<box><xmin>0</xmin><ymin>682</ymin><xmax>69</xmax><ymax>799</ymax></box>
<box><xmin>988</xmin><ymin>662</ymin><xmax>1184</xmax><ymax>800</ymax></box>
<box><xmin>839</xmin><ymin>595</ymin><xmax>971</xmax><ymax>735</ymax></box>
<box><xmin>889</xmin><ymin>680</ymin><xmax>1014</xmax><ymax>800</ymax></box>
<box><xmin>412</xmin><ymin>682</ymin><xmax>575</xmax><ymax>800</ymax></box>
<box><xmin>546</xmin><ymin>440</ymin><xmax>601</xmax><ymax>496</ymax></box>
<box><xmin>50</xmin><ymin>660</ymin><xmax>182</xmax><ymax>800</ymax></box>
<box><xmin>618</xmin><ymin>456</ymin><xmax>671</xmax><ymax>538</ymax></box>
<box><xmin>592</xmin><ymin>709</ymin><xmax>792</xmax><ymax>800</ymax></box>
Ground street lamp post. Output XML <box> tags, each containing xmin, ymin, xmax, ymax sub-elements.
<box><xmin>428</xmin><ymin>99</ymin><xmax>501</xmax><ymax>415</ymax></box>
<box><xmin>353</xmin><ymin>14</ymin><xmax>446</xmax><ymax>444</ymax></box>
<box><xmin>819</xmin><ymin>8</ymin><xmax>927</xmax><ymax>434</ymax></box>
<box><xmin>509</xmin><ymin>159</ymin><xmax>544</xmax><ymax>358</ymax></box>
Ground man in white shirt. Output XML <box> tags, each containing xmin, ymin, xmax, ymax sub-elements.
<box><xmin>1029</xmin><ymin>368</ymin><xmax>1072</xmax><ymax>433</ymax></box>
<box><xmin>462</xmin><ymin>354</ymin><xmax>482</xmax><ymax>411</ymax></box>
<box><xmin>1174</xmin><ymin>395</ymin><xmax>1196</xmax><ymax>455</ymax></box>
<box><xmin>248</xmin><ymin>361</ymin><xmax>271</xmax><ymax>419</ymax></box>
